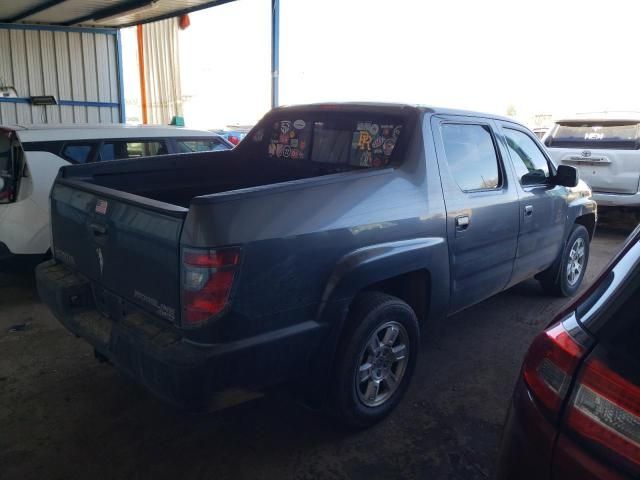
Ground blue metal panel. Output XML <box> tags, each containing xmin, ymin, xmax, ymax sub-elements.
<box><xmin>116</xmin><ymin>29</ymin><xmax>126</xmax><ymax>123</ymax></box>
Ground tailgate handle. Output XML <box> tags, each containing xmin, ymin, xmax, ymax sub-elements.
<box><xmin>89</xmin><ymin>223</ymin><xmax>108</xmax><ymax>236</ymax></box>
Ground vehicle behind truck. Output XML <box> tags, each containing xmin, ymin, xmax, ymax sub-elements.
<box><xmin>37</xmin><ymin>103</ymin><xmax>596</xmax><ymax>427</ymax></box>
<box><xmin>545</xmin><ymin>114</ymin><xmax>640</xmax><ymax>209</ymax></box>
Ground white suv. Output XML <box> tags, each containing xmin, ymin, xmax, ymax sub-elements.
<box><xmin>0</xmin><ymin>124</ymin><xmax>232</xmax><ymax>261</ymax></box>
<box><xmin>544</xmin><ymin>114</ymin><xmax>640</xmax><ymax>207</ymax></box>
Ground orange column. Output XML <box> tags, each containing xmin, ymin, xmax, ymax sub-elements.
<box><xmin>136</xmin><ymin>24</ymin><xmax>148</xmax><ymax>124</ymax></box>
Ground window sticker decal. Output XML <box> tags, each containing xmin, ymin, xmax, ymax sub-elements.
<box><xmin>269</xmin><ymin>119</ymin><xmax>310</xmax><ymax>159</ymax></box>
<box><xmin>351</xmin><ymin>121</ymin><xmax>402</xmax><ymax>166</ymax></box>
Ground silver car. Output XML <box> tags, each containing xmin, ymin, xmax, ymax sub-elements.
<box><xmin>545</xmin><ymin>114</ymin><xmax>640</xmax><ymax>207</ymax></box>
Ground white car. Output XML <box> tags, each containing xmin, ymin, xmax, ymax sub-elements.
<box><xmin>0</xmin><ymin>124</ymin><xmax>232</xmax><ymax>261</ymax></box>
<box><xmin>544</xmin><ymin>114</ymin><xmax>640</xmax><ymax>207</ymax></box>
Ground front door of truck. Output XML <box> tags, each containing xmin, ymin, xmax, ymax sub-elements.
<box><xmin>497</xmin><ymin>123</ymin><xmax>568</xmax><ymax>284</ymax></box>
<box><xmin>432</xmin><ymin>116</ymin><xmax>520</xmax><ymax>314</ymax></box>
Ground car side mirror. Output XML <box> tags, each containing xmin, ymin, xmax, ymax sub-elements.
<box><xmin>553</xmin><ymin>164</ymin><xmax>579</xmax><ymax>188</ymax></box>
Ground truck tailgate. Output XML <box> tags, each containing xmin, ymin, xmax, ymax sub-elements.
<box><xmin>50</xmin><ymin>179</ymin><xmax>187</xmax><ymax>324</ymax></box>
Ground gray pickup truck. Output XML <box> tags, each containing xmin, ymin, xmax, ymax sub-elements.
<box><xmin>36</xmin><ymin>103</ymin><xmax>596</xmax><ymax>427</ymax></box>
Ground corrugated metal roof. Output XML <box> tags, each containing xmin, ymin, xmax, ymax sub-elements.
<box><xmin>1</xmin><ymin>0</ymin><xmax>236</xmax><ymax>28</ymax></box>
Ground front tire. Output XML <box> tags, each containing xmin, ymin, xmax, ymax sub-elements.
<box><xmin>539</xmin><ymin>224</ymin><xmax>590</xmax><ymax>297</ymax></box>
<box><xmin>331</xmin><ymin>292</ymin><xmax>419</xmax><ymax>429</ymax></box>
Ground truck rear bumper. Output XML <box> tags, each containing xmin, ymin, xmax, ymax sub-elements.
<box><xmin>36</xmin><ymin>260</ymin><xmax>326</xmax><ymax>411</ymax></box>
<box><xmin>592</xmin><ymin>191</ymin><xmax>640</xmax><ymax>207</ymax></box>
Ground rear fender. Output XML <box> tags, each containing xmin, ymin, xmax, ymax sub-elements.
<box><xmin>303</xmin><ymin>237</ymin><xmax>449</xmax><ymax>407</ymax></box>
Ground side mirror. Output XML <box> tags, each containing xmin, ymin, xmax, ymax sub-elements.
<box><xmin>553</xmin><ymin>164</ymin><xmax>579</xmax><ymax>188</ymax></box>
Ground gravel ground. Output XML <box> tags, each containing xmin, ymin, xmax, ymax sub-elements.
<box><xmin>0</xmin><ymin>223</ymin><xmax>633</xmax><ymax>480</ymax></box>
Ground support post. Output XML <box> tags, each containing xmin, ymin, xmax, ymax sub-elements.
<box><xmin>136</xmin><ymin>24</ymin><xmax>148</xmax><ymax>124</ymax></box>
<box><xmin>271</xmin><ymin>0</ymin><xmax>279</xmax><ymax>108</ymax></box>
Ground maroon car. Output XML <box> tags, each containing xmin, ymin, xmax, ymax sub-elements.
<box><xmin>498</xmin><ymin>225</ymin><xmax>640</xmax><ymax>480</ymax></box>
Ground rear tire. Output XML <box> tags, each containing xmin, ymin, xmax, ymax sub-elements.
<box><xmin>539</xmin><ymin>224</ymin><xmax>590</xmax><ymax>297</ymax></box>
<box><xmin>330</xmin><ymin>292</ymin><xmax>419</xmax><ymax>429</ymax></box>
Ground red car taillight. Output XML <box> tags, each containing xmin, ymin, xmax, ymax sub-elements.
<box><xmin>523</xmin><ymin>320</ymin><xmax>588</xmax><ymax>418</ymax></box>
<box><xmin>566</xmin><ymin>357</ymin><xmax>640</xmax><ymax>472</ymax></box>
<box><xmin>227</xmin><ymin>135</ymin><xmax>240</xmax><ymax>145</ymax></box>
<box><xmin>181</xmin><ymin>246</ymin><xmax>241</xmax><ymax>327</ymax></box>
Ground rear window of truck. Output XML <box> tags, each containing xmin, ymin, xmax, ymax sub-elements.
<box><xmin>252</xmin><ymin>116</ymin><xmax>404</xmax><ymax>168</ymax></box>
<box><xmin>546</xmin><ymin>121</ymin><xmax>640</xmax><ymax>150</ymax></box>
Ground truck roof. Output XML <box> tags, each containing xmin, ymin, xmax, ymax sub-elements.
<box><xmin>271</xmin><ymin>102</ymin><xmax>519</xmax><ymax>125</ymax></box>
<box><xmin>0</xmin><ymin>124</ymin><xmax>220</xmax><ymax>143</ymax></box>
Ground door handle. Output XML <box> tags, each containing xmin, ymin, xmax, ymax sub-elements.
<box><xmin>524</xmin><ymin>205</ymin><xmax>534</xmax><ymax>217</ymax></box>
<box><xmin>455</xmin><ymin>215</ymin><xmax>470</xmax><ymax>230</ymax></box>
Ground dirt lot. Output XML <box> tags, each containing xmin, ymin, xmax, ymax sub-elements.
<box><xmin>0</xmin><ymin>224</ymin><xmax>633</xmax><ymax>480</ymax></box>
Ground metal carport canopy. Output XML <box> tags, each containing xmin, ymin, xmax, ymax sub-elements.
<box><xmin>1</xmin><ymin>1</ymin><xmax>237</xmax><ymax>28</ymax></box>
<box><xmin>1</xmin><ymin>0</ymin><xmax>280</xmax><ymax>108</ymax></box>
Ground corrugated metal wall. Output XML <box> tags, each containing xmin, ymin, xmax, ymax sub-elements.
<box><xmin>0</xmin><ymin>24</ymin><xmax>124</xmax><ymax>125</ymax></box>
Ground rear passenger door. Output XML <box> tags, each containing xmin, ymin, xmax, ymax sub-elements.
<box><xmin>497</xmin><ymin>124</ymin><xmax>568</xmax><ymax>284</ymax></box>
<box><xmin>432</xmin><ymin>116</ymin><xmax>520</xmax><ymax>313</ymax></box>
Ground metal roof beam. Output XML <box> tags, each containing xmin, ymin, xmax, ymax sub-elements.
<box><xmin>2</xmin><ymin>0</ymin><xmax>68</xmax><ymax>23</ymax></box>
<box><xmin>116</xmin><ymin>0</ymin><xmax>237</xmax><ymax>28</ymax></box>
<box><xmin>63</xmin><ymin>0</ymin><xmax>158</xmax><ymax>26</ymax></box>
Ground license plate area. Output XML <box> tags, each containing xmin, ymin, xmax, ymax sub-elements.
<box><xmin>93</xmin><ymin>285</ymin><xmax>129</xmax><ymax>321</ymax></box>
<box><xmin>566</xmin><ymin>157</ymin><xmax>610</xmax><ymax>165</ymax></box>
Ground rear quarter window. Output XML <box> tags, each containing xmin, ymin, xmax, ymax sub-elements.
<box><xmin>62</xmin><ymin>143</ymin><xmax>95</xmax><ymax>163</ymax></box>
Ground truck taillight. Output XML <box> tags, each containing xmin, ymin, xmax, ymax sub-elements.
<box><xmin>566</xmin><ymin>358</ymin><xmax>640</xmax><ymax>473</ymax></box>
<box><xmin>523</xmin><ymin>320</ymin><xmax>588</xmax><ymax>418</ymax></box>
<box><xmin>181</xmin><ymin>247</ymin><xmax>241</xmax><ymax>327</ymax></box>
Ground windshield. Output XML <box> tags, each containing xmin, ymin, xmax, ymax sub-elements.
<box><xmin>546</xmin><ymin>121</ymin><xmax>640</xmax><ymax>149</ymax></box>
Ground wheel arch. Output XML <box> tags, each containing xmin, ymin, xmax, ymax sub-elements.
<box><xmin>302</xmin><ymin>237</ymin><xmax>449</xmax><ymax>408</ymax></box>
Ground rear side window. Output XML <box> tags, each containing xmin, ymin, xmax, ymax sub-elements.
<box><xmin>546</xmin><ymin>122</ymin><xmax>640</xmax><ymax>150</ymax></box>
<box><xmin>176</xmin><ymin>138</ymin><xmax>230</xmax><ymax>153</ymax></box>
<box><xmin>62</xmin><ymin>143</ymin><xmax>94</xmax><ymax>163</ymax></box>
<box><xmin>504</xmin><ymin>128</ymin><xmax>550</xmax><ymax>186</ymax></box>
<box><xmin>441</xmin><ymin>124</ymin><xmax>501</xmax><ymax>191</ymax></box>
<box><xmin>259</xmin><ymin>117</ymin><xmax>403</xmax><ymax>168</ymax></box>
<box><xmin>99</xmin><ymin>141</ymin><xmax>167</xmax><ymax>161</ymax></box>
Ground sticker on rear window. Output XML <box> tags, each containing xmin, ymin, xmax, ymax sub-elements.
<box><xmin>268</xmin><ymin>120</ymin><xmax>310</xmax><ymax>160</ymax></box>
<box><xmin>351</xmin><ymin>121</ymin><xmax>402</xmax><ymax>167</ymax></box>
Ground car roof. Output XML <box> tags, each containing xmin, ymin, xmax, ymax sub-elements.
<box><xmin>1</xmin><ymin>124</ymin><xmax>221</xmax><ymax>143</ymax></box>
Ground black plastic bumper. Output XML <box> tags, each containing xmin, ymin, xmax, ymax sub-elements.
<box><xmin>36</xmin><ymin>260</ymin><xmax>326</xmax><ymax>411</ymax></box>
